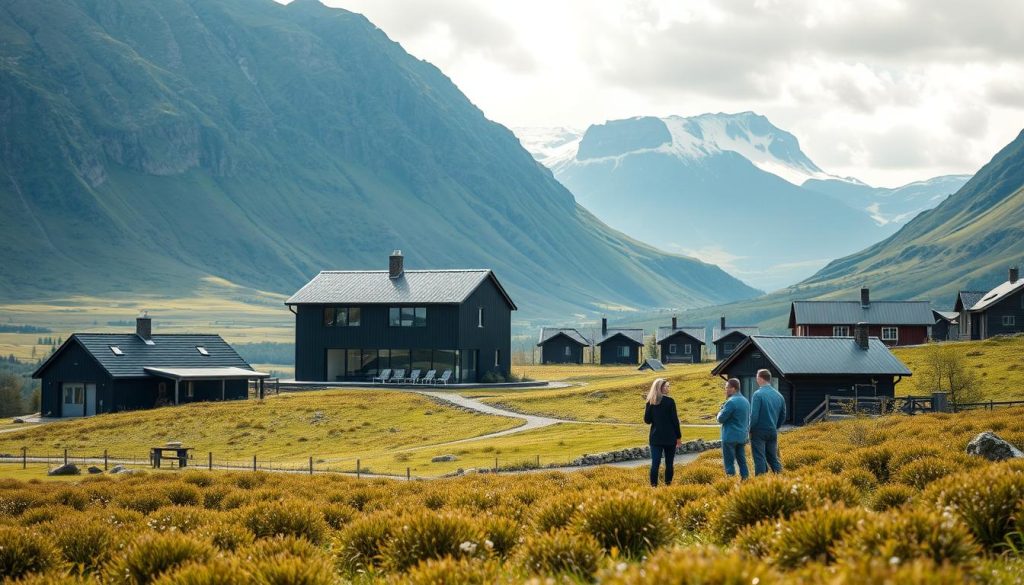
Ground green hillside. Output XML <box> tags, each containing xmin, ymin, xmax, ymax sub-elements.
<box><xmin>0</xmin><ymin>0</ymin><xmax>758</xmax><ymax>319</ymax></box>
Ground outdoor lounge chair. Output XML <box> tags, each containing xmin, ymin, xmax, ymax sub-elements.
<box><xmin>436</xmin><ymin>370</ymin><xmax>452</xmax><ymax>386</ymax></box>
<box><xmin>388</xmin><ymin>369</ymin><xmax>405</xmax><ymax>383</ymax></box>
<box><xmin>405</xmin><ymin>369</ymin><xmax>421</xmax><ymax>384</ymax></box>
<box><xmin>372</xmin><ymin>369</ymin><xmax>392</xmax><ymax>384</ymax></box>
<box><xmin>420</xmin><ymin>370</ymin><xmax>437</xmax><ymax>384</ymax></box>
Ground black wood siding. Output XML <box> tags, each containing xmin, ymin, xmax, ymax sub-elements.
<box><xmin>659</xmin><ymin>334</ymin><xmax>702</xmax><ymax>363</ymax></box>
<box><xmin>714</xmin><ymin>332</ymin><xmax>748</xmax><ymax>361</ymax></box>
<box><xmin>979</xmin><ymin>289</ymin><xmax>1024</xmax><ymax>339</ymax></box>
<box><xmin>39</xmin><ymin>340</ymin><xmax>112</xmax><ymax>417</ymax></box>
<box><xmin>459</xmin><ymin>279</ymin><xmax>512</xmax><ymax>380</ymax></box>
<box><xmin>599</xmin><ymin>340</ymin><xmax>641</xmax><ymax>364</ymax></box>
<box><xmin>540</xmin><ymin>337</ymin><xmax>585</xmax><ymax>364</ymax></box>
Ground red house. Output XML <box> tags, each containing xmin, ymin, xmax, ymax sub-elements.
<box><xmin>788</xmin><ymin>288</ymin><xmax>934</xmax><ymax>347</ymax></box>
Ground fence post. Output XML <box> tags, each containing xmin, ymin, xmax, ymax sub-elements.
<box><xmin>22</xmin><ymin>447</ymin><xmax>26</xmax><ymax>469</ymax></box>
<box><xmin>104</xmin><ymin>449</ymin><xmax>108</xmax><ymax>470</ymax></box>
<box><xmin>64</xmin><ymin>448</ymin><xmax>68</xmax><ymax>466</ymax></box>
<box><xmin>309</xmin><ymin>457</ymin><xmax>313</xmax><ymax>475</ymax></box>
<box><xmin>208</xmin><ymin>452</ymin><xmax>213</xmax><ymax>471</ymax></box>
<box><xmin>407</xmin><ymin>467</ymin><xmax>410</xmax><ymax>481</ymax></box>
<box><xmin>253</xmin><ymin>455</ymin><xmax>257</xmax><ymax>471</ymax></box>
<box><xmin>356</xmin><ymin>459</ymin><xmax>361</xmax><ymax>479</ymax></box>
<box><xmin>494</xmin><ymin>456</ymin><xmax>498</xmax><ymax>473</ymax></box>
<box><xmin>536</xmin><ymin>454</ymin><xmax>540</xmax><ymax>468</ymax></box>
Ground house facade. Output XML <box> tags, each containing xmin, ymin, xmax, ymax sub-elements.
<box><xmin>32</xmin><ymin>316</ymin><xmax>265</xmax><ymax>418</ymax></box>
<box><xmin>954</xmin><ymin>290</ymin><xmax>986</xmax><ymax>340</ymax></box>
<box><xmin>712</xmin><ymin>317</ymin><xmax>758</xmax><ymax>361</ymax></box>
<box><xmin>931</xmin><ymin>310</ymin><xmax>959</xmax><ymax>342</ymax></box>
<box><xmin>596</xmin><ymin>319</ymin><xmax>643</xmax><ymax>365</ymax></box>
<box><xmin>287</xmin><ymin>251</ymin><xmax>516</xmax><ymax>383</ymax></box>
<box><xmin>962</xmin><ymin>267</ymin><xmax>1024</xmax><ymax>340</ymax></box>
<box><xmin>656</xmin><ymin>317</ymin><xmax>705</xmax><ymax>363</ymax></box>
<box><xmin>788</xmin><ymin>288</ymin><xmax>933</xmax><ymax>346</ymax></box>
<box><xmin>537</xmin><ymin>328</ymin><xmax>590</xmax><ymax>364</ymax></box>
<box><xmin>711</xmin><ymin>329</ymin><xmax>912</xmax><ymax>426</ymax></box>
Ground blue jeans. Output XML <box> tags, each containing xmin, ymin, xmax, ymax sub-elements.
<box><xmin>750</xmin><ymin>431</ymin><xmax>782</xmax><ymax>476</ymax></box>
<box><xmin>722</xmin><ymin>441</ymin><xmax>749</xmax><ymax>480</ymax></box>
<box><xmin>650</xmin><ymin>444</ymin><xmax>676</xmax><ymax>486</ymax></box>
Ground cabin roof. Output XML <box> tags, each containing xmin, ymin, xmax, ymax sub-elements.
<box><xmin>33</xmin><ymin>334</ymin><xmax>253</xmax><ymax>379</ymax></box>
<box><xmin>655</xmin><ymin>326</ymin><xmax>706</xmax><ymax>345</ymax></box>
<box><xmin>712</xmin><ymin>335</ymin><xmax>912</xmax><ymax>377</ymax></box>
<box><xmin>596</xmin><ymin>329</ymin><xmax>644</xmax><ymax>346</ymax></box>
<box><xmin>956</xmin><ymin>291</ymin><xmax>986</xmax><ymax>312</ymax></box>
<box><xmin>286</xmin><ymin>269</ymin><xmax>516</xmax><ymax>309</ymax></box>
<box><xmin>711</xmin><ymin>327</ymin><xmax>759</xmax><ymax>343</ymax></box>
<box><xmin>969</xmin><ymin>278</ymin><xmax>1024</xmax><ymax>312</ymax></box>
<box><xmin>933</xmin><ymin>310</ymin><xmax>958</xmax><ymax>323</ymax></box>
<box><xmin>789</xmin><ymin>300</ymin><xmax>934</xmax><ymax>327</ymax></box>
<box><xmin>537</xmin><ymin>328</ymin><xmax>590</xmax><ymax>347</ymax></box>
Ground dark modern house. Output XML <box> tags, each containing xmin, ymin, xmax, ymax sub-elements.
<box><xmin>655</xmin><ymin>317</ymin><xmax>705</xmax><ymax>363</ymax></box>
<box><xmin>954</xmin><ymin>290</ymin><xmax>987</xmax><ymax>340</ymax></box>
<box><xmin>788</xmin><ymin>288</ymin><xmax>934</xmax><ymax>346</ymax></box>
<box><xmin>32</xmin><ymin>315</ymin><xmax>267</xmax><ymax>418</ymax></box>
<box><xmin>595</xmin><ymin>319</ymin><xmax>644</xmax><ymax>365</ymax></box>
<box><xmin>287</xmin><ymin>251</ymin><xmax>516</xmax><ymax>383</ymax></box>
<box><xmin>537</xmin><ymin>328</ymin><xmax>591</xmax><ymax>364</ymax></box>
<box><xmin>712</xmin><ymin>317</ymin><xmax>758</xmax><ymax>361</ymax></box>
<box><xmin>960</xmin><ymin>267</ymin><xmax>1024</xmax><ymax>340</ymax></box>
<box><xmin>711</xmin><ymin>328</ymin><xmax>912</xmax><ymax>425</ymax></box>
<box><xmin>931</xmin><ymin>310</ymin><xmax>959</xmax><ymax>341</ymax></box>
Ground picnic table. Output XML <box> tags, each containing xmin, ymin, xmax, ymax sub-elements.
<box><xmin>150</xmin><ymin>445</ymin><xmax>193</xmax><ymax>468</ymax></box>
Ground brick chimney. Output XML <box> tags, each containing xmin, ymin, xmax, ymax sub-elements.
<box><xmin>854</xmin><ymin>322</ymin><xmax>869</xmax><ymax>350</ymax></box>
<box><xmin>601</xmin><ymin>317</ymin><xmax>607</xmax><ymax>336</ymax></box>
<box><xmin>1011</xmin><ymin>267</ymin><xmax>1019</xmax><ymax>284</ymax></box>
<box><xmin>389</xmin><ymin>250</ymin><xmax>404</xmax><ymax>279</ymax></box>
<box><xmin>671</xmin><ymin>315</ymin><xmax>677</xmax><ymax>329</ymax></box>
<box><xmin>860</xmin><ymin>287</ymin><xmax>870</xmax><ymax>308</ymax></box>
<box><xmin>136</xmin><ymin>311</ymin><xmax>152</xmax><ymax>342</ymax></box>
<box><xmin>720</xmin><ymin>316</ymin><xmax>726</xmax><ymax>331</ymax></box>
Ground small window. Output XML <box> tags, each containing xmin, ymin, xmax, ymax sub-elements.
<box><xmin>323</xmin><ymin>307</ymin><xmax>336</xmax><ymax>326</ymax></box>
<box><xmin>196</xmin><ymin>346</ymin><xmax>209</xmax><ymax>356</ymax></box>
<box><xmin>477</xmin><ymin>307</ymin><xmax>484</xmax><ymax>328</ymax></box>
<box><xmin>882</xmin><ymin>327</ymin><xmax>898</xmax><ymax>341</ymax></box>
<box><xmin>186</xmin><ymin>382</ymin><xmax>194</xmax><ymax>399</ymax></box>
<box><xmin>833</xmin><ymin>326</ymin><xmax>850</xmax><ymax>336</ymax></box>
<box><xmin>564</xmin><ymin>346</ymin><xmax>571</xmax><ymax>357</ymax></box>
<box><xmin>1003</xmin><ymin>315</ymin><xmax>1016</xmax><ymax>327</ymax></box>
<box><xmin>494</xmin><ymin>349</ymin><xmax>500</xmax><ymax>367</ymax></box>
<box><xmin>617</xmin><ymin>346</ymin><xmax>629</xmax><ymax>357</ymax></box>
<box><xmin>669</xmin><ymin>344</ymin><xmax>677</xmax><ymax>354</ymax></box>
<box><xmin>347</xmin><ymin>307</ymin><xmax>361</xmax><ymax>326</ymax></box>
<box><xmin>389</xmin><ymin>307</ymin><xmax>426</xmax><ymax>327</ymax></box>
<box><xmin>684</xmin><ymin>344</ymin><xmax>692</xmax><ymax>355</ymax></box>
<box><xmin>109</xmin><ymin>346</ymin><xmax>123</xmax><ymax>356</ymax></box>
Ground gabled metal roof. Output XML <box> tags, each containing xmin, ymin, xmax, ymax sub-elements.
<box><xmin>655</xmin><ymin>326</ymin><xmax>706</xmax><ymax>345</ymax></box>
<box><xmin>789</xmin><ymin>300</ymin><xmax>934</xmax><ymax>327</ymax></box>
<box><xmin>596</xmin><ymin>328</ymin><xmax>645</xmax><ymax>346</ymax></box>
<box><xmin>955</xmin><ymin>291</ymin><xmax>986</xmax><ymax>313</ymax></box>
<box><xmin>711</xmin><ymin>327</ymin><xmax>759</xmax><ymax>343</ymax></box>
<box><xmin>537</xmin><ymin>327</ymin><xmax>591</xmax><ymax>347</ymax></box>
<box><xmin>933</xmin><ymin>310</ymin><xmax>958</xmax><ymax>323</ymax></box>
<box><xmin>286</xmin><ymin>269</ymin><xmax>517</xmax><ymax>310</ymax></box>
<box><xmin>712</xmin><ymin>335</ymin><xmax>912</xmax><ymax>377</ymax></box>
<box><xmin>34</xmin><ymin>334</ymin><xmax>254</xmax><ymax>379</ymax></box>
<box><xmin>969</xmin><ymin>279</ymin><xmax>1024</xmax><ymax>312</ymax></box>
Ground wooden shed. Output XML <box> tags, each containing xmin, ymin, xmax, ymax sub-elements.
<box><xmin>596</xmin><ymin>318</ymin><xmax>644</xmax><ymax>365</ymax></box>
<box><xmin>655</xmin><ymin>316</ymin><xmax>705</xmax><ymax>363</ymax></box>
<box><xmin>712</xmin><ymin>316</ymin><xmax>758</xmax><ymax>361</ymax></box>
<box><xmin>537</xmin><ymin>328</ymin><xmax>590</xmax><ymax>364</ymax></box>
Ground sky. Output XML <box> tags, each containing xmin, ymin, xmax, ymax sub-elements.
<box><xmin>318</xmin><ymin>0</ymin><xmax>1023</xmax><ymax>187</ymax></box>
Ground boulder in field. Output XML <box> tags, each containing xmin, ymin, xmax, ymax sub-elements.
<box><xmin>87</xmin><ymin>466</ymin><xmax>103</xmax><ymax>474</ymax></box>
<box><xmin>109</xmin><ymin>465</ymin><xmax>128</xmax><ymax>474</ymax></box>
<box><xmin>431</xmin><ymin>454</ymin><xmax>457</xmax><ymax>463</ymax></box>
<box><xmin>48</xmin><ymin>463</ymin><xmax>80</xmax><ymax>476</ymax></box>
<box><xmin>966</xmin><ymin>431</ymin><xmax>1024</xmax><ymax>461</ymax></box>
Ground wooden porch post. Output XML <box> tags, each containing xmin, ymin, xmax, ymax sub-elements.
<box><xmin>221</xmin><ymin>379</ymin><xmax>226</xmax><ymax>401</ymax></box>
<box><xmin>174</xmin><ymin>379</ymin><xmax>179</xmax><ymax>405</ymax></box>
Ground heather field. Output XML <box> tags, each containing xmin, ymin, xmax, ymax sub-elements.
<box><xmin>1</xmin><ymin>408</ymin><xmax>1023</xmax><ymax>583</ymax></box>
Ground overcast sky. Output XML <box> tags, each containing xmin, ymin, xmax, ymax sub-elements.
<box><xmin>324</xmin><ymin>0</ymin><xmax>1023</xmax><ymax>187</ymax></box>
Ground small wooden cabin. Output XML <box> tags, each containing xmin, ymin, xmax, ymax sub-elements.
<box><xmin>32</xmin><ymin>316</ymin><xmax>266</xmax><ymax>418</ymax></box>
<box><xmin>961</xmin><ymin>268</ymin><xmax>1024</xmax><ymax>340</ymax></box>
<box><xmin>537</xmin><ymin>328</ymin><xmax>590</xmax><ymax>364</ymax></box>
<box><xmin>954</xmin><ymin>290</ymin><xmax>986</xmax><ymax>340</ymax></box>
<box><xmin>711</xmin><ymin>328</ymin><xmax>912</xmax><ymax>426</ymax></box>
<box><xmin>655</xmin><ymin>317</ymin><xmax>705</xmax><ymax>363</ymax></box>
<box><xmin>596</xmin><ymin>319</ymin><xmax>643</xmax><ymax>365</ymax></box>
<box><xmin>712</xmin><ymin>316</ymin><xmax>758</xmax><ymax>361</ymax></box>
<box><xmin>931</xmin><ymin>310</ymin><xmax>959</xmax><ymax>342</ymax></box>
<box><xmin>788</xmin><ymin>288</ymin><xmax>933</xmax><ymax>346</ymax></box>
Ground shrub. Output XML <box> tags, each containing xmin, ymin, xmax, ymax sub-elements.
<box><xmin>251</xmin><ymin>554</ymin><xmax>336</xmax><ymax>585</ymax></box>
<box><xmin>518</xmin><ymin>529</ymin><xmax>601</xmax><ymax>579</ymax></box>
<box><xmin>241</xmin><ymin>500</ymin><xmax>327</xmax><ymax>544</ymax></box>
<box><xmin>853</xmin><ymin>446</ymin><xmax>893</xmax><ymax>483</ymax></box>
<box><xmin>710</xmin><ymin>477</ymin><xmax>808</xmax><ymax>543</ymax></box>
<box><xmin>732</xmin><ymin>521</ymin><xmax>779</xmax><ymax>558</ymax></box>
<box><xmin>839</xmin><ymin>468</ymin><xmax>879</xmax><ymax>493</ymax></box>
<box><xmin>655</xmin><ymin>484</ymin><xmax>715</xmax><ymax>511</ymax></box>
<box><xmin>0</xmin><ymin>492</ymin><xmax>39</xmax><ymax>517</ymax></box>
<box><xmin>783</xmin><ymin>448</ymin><xmax>826</xmax><ymax>470</ymax></box>
<box><xmin>382</xmin><ymin>511</ymin><xmax>483</xmax><ymax>572</ymax></box>
<box><xmin>805</xmin><ymin>475</ymin><xmax>862</xmax><ymax>506</ymax></box>
<box><xmin>600</xmin><ymin>545</ymin><xmax>780</xmax><ymax>584</ymax></box>
<box><xmin>117</xmin><ymin>493</ymin><xmax>165</xmax><ymax>515</ymax></box>
<box><xmin>530</xmin><ymin>494</ymin><xmax>581</xmax><ymax>533</ymax></box>
<box><xmin>151</xmin><ymin>558</ymin><xmax>249</xmax><ymax>585</ymax></box>
<box><xmin>321</xmin><ymin>503</ymin><xmax>355</xmax><ymax>530</ymax></box>
<box><xmin>894</xmin><ymin>457</ymin><xmax>957</xmax><ymax>489</ymax></box>
<box><xmin>200</xmin><ymin>487</ymin><xmax>229</xmax><ymax>511</ymax></box>
<box><xmin>334</xmin><ymin>513</ymin><xmax>394</xmax><ymax>575</ymax></box>
<box><xmin>772</xmin><ymin>505</ymin><xmax>865</xmax><ymax>568</ymax></box>
<box><xmin>674</xmin><ymin>462</ymin><xmax>722</xmax><ymax>485</ymax></box>
<box><xmin>164</xmin><ymin>485</ymin><xmax>202</xmax><ymax>507</ymax></box>
<box><xmin>21</xmin><ymin>505</ymin><xmax>77</xmax><ymax>526</ymax></box>
<box><xmin>146</xmin><ymin>507</ymin><xmax>207</xmax><ymax>534</ymax></box>
<box><xmin>835</xmin><ymin>509</ymin><xmax>980</xmax><ymax>566</ymax></box>
<box><xmin>575</xmin><ymin>491</ymin><xmax>676</xmax><ymax>558</ymax></box>
<box><xmin>798</xmin><ymin>558</ymin><xmax>969</xmax><ymax>584</ymax></box>
<box><xmin>51</xmin><ymin>488</ymin><xmax>90</xmax><ymax>511</ymax></box>
<box><xmin>245</xmin><ymin>535</ymin><xmax>324</xmax><ymax>561</ymax></box>
<box><xmin>108</xmin><ymin>533</ymin><xmax>213</xmax><ymax>585</ymax></box>
<box><xmin>180</xmin><ymin>473</ymin><xmax>213</xmax><ymax>488</ymax></box>
<box><xmin>52</xmin><ymin>518</ymin><xmax>119</xmax><ymax>574</ymax></box>
<box><xmin>397</xmin><ymin>557</ymin><xmax>505</xmax><ymax>585</ymax></box>
<box><xmin>479</xmin><ymin>516</ymin><xmax>520</xmax><ymax>558</ymax></box>
<box><xmin>870</xmin><ymin>484</ymin><xmax>916</xmax><ymax>511</ymax></box>
<box><xmin>0</xmin><ymin>526</ymin><xmax>60</xmax><ymax>580</ymax></box>
<box><xmin>199</xmin><ymin>519</ymin><xmax>253</xmax><ymax>552</ymax></box>
<box><xmin>678</xmin><ymin>497</ymin><xmax>719</xmax><ymax>533</ymax></box>
<box><xmin>926</xmin><ymin>466</ymin><xmax>1024</xmax><ymax>550</ymax></box>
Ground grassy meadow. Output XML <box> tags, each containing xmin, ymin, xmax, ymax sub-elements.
<box><xmin>1</xmin><ymin>408</ymin><xmax>1023</xmax><ymax>583</ymax></box>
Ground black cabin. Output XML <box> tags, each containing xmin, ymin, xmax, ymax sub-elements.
<box><xmin>32</xmin><ymin>315</ymin><xmax>266</xmax><ymax>418</ymax></box>
<box><xmin>711</xmin><ymin>329</ymin><xmax>912</xmax><ymax>426</ymax></box>
<box><xmin>287</xmin><ymin>251</ymin><xmax>516</xmax><ymax>383</ymax></box>
<box><xmin>712</xmin><ymin>316</ymin><xmax>758</xmax><ymax>361</ymax></box>
<box><xmin>954</xmin><ymin>290</ymin><xmax>986</xmax><ymax>340</ymax></box>
<box><xmin>931</xmin><ymin>310</ymin><xmax>959</xmax><ymax>342</ymax></box>
<box><xmin>537</xmin><ymin>328</ymin><xmax>590</xmax><ymax>364</ymax></box>
<box><xmin>595</xmin><ymin>318</ymin><xmax>644</xmax><ymax>365</ymax></box>
<box><xmin>961</xmin><ymin>267</ymin><xmax>1024</xmax><ymax>340</ymax></box>
<box><xmin>655</xmin><ymin>317</ymin><xmax>705</xmax><ymax>363</ymax></box>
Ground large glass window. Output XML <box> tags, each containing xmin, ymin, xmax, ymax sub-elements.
<box><xmin>412</xmin><ymin>349</ymin><xmax>432</xmax><ymax>373</ymax></box>
<box><xmin>324</xmin><ymin>307</ymin><xmax>336</xmax><ymax>326</ymax></box>
<box><xmin>390</xmin><ymin>349</ymin><xmax>410</xmax><ymax>373</ymax></box>
<box><xmin>462</xmin><ymin>350</ymin><xmax>477</xmax><ymax>382</ymax></box>
<box><xmin>325</xmin><ymin>307</ymin><xmax>361</xmax><ymax>327</ymax></box>
<box><xmin>389</xmin><ymin>307</ymin><xmax>426</xmax><ymax>327</ymax></box>
<box><xmin>377</xmin><ymin>349</ymin><xmax>391</xmax><ymax>370</ymax></box>
<box><xmin>434</xmin><ymin>349</ymin><xmax>457</xmax><ymax>375</ymax></box>
<box><xmin>346</xmin><ymin>349</ymin><xmax>361</xmax><ymax>377</ymax></box>
<box><xmin>326</xmin><ymin>350</ymin><xmax>346</xmax><ymax>381</ymax></box>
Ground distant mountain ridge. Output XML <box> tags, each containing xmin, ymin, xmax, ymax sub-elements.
<box><xmin>0</xmin><ymin>0</ymin><xmax>760</xmax><ymax>318</ymax></box>
<box><xmin>516</xmin><ymin>113</ymin><xmax>970</xmax><ymax>290</ymax></box>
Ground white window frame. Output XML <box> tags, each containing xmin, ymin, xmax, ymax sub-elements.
<box><xmin>63</xmin><ymin>383</ymin><xmax>84</xmax><ymax>405</ymax></box>
<box><xmin>494</xmin><ymin>349</ymin><xmax>500</xmax><ymax>367</ymax></box>
<box><xmin>881</xmin><ymin>327</ymin><xmax>898</xmax><ymax>341</ymax></box>
<box><xmin>564</xmin><ymin>346</ymin><xmax>572</xmax><ymax>357</ymax></box>
<box><xmin>684</xmin><ymin>344</ymin><xmax>692</xmax><ymax>355</ymax></box>
<box><xmin>833</xmin><ymin>325</ymin><xmax>850</xmax><ymax>336</ymax></box>
<box><xmin>617</xmin><ymin>345</ymin><xmax>629</xmax><ymax>357</ymax></box>
<box><xmin>477</xmin><ymin>307</ymin><xmax>484</xmax><ymax>328</ymax></box>
<box><xmin>668</xmin><ymin>343</ymin><xmax>677</xmax><ymax>354</ymax></box>
<box><xmin>1003</xmin><ymin>315</ymin><xmax>1016</xmax><ymax>327</ymax></box>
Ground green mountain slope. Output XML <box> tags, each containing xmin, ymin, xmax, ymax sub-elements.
<box><xmin>0</xmin><ymin>0</ymin><xmax>759</xmax><ymax>318</ymax></box>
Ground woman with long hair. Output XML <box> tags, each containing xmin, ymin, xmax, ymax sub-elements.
<box><xmin>643</xmin><ymin>377</ymin><xmax>682</xmax><ymax>487</ymax></box>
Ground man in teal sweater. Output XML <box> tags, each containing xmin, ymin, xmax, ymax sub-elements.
<box><xmin>749</xmin><ymin>369</ymin><xmax>786</xmax><ymax>475</ymax></box>
<box><xmin>716</xmin><ymin>378</ymin><xmax>750</xmax><ymax>479</ymax></box>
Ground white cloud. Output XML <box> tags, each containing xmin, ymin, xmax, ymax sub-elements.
<box><xmin>318</xmin><ymin>0</ymin><xmax>1024</xmax><ymax>186</ymax></box>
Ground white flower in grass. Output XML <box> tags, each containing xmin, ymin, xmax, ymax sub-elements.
<box><xmin>459</xmin><ymin>540</ymin><xmax>477</xmax><ymax>554</ymax></box>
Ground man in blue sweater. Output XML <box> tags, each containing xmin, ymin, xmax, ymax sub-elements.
<box><xmin>716</xmin><ymin>378</ymin><xmax>750</xmax><ymax>479</ymax></box>
<box><xmin>749</xmin><ymin>369</ymin><xmax>786</xmax><ymax>475</ymax></box>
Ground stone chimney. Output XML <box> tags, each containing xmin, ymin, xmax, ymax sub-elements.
<box><xmin>860</xmin><ymin>287</ymin><xmax>870</xmax><ymax>308</ymax></box>
<box><xmin>389</xmin><ymin>250</ymin><xmax>404</xmax><ymax>279</ymax></box>
<box><xmin>1011</xmin><ymin>267</ymin><xmax>1019</xmax><ymax>284</ymax></box>
<box><xmin>671</xmin><ymin>315</ymin><xmax>678</xmax><ymax>329</ymax></box>
<box><xmin>854</xmin><ymin>322</ymin><xmax>869</xmax><ymax>350</ymax></box>
<box><xmin>601</xmin><ymin>317</ymin><xmax>607</xmax><ymax>336</ymax></box>
<box><xmin>720</xmin><ymin>316</ymin><xmax>726</xmax><ymax>331</ymax></box>
<box><xmin>136</xmin><ymin>311</ymin><xmax>152</xmax><ymax>342</ymax></box>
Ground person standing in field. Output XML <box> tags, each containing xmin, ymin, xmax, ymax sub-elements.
<box><xmin>749</xmin><ymin>369</ymin><xmax>786</xmax><ymax>475</ymax></box>
<box><xmin>717</xmin><ymin>377</ymin><xmax>750</xmax><ymax>480</ymax></box>
<box><xmin>644</xmin><ymin>378</ymin><xmax>682</xmax><ymax>487</ymax></box>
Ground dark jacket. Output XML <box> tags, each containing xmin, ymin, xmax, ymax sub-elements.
<box><xmin>644</xmin><ymin>396</ymin><xmax>682</xmax><ymax>445</ymax></box>
<box><xmin>749</xmin><ymin>385</ymin><xmax>787</xmax><ymax>433</ymax></box>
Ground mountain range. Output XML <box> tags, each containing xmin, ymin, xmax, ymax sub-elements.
<box><xmin>0</xmin><ymin>0</ymin><xmax>761</xmax><ymax>319</ymax></box>
<box><xmin>515</xmin><ymin>114</ymin><xmax>970</xmax><ymax>291</ymax></box>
